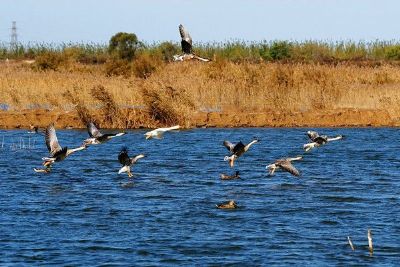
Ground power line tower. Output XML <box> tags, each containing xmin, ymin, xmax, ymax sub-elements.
<box><xmin>10</xmin><ymin>21</ymin><xmax>18</xmax><ymax>48</ymax></box>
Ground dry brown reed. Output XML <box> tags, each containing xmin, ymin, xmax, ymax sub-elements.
<box><xmin>2</xmin><ymin>60</ymin><xmax>400</xmax><ymax>127</ymax></box>
<box><xmin>142</xmin><ymin>83</ymin><xmax>196</xmax><ymax>126</ymax></box>
<box><xmin>90</xmin><ymin>85</ymin><xmax>121</xmax><ymax>127</ymax></box>
<box><xmin>62</xmin><ymin>86</ymin><xmax>93</xmax><ymax>125</ymax></box>
<box><xmin>132</xmin><ymin>53</ymin><xmax>163</xmax><ymax>79</ymax></box>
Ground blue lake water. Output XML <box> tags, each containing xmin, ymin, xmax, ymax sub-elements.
<box><xmin>0</xmin><ymin>128</ymin><xmax>399</xmax><ymax>266</ymax></box>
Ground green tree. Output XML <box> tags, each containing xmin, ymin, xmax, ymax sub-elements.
<box><xmin>108</xmin><ymin>32</ymin><xmax>140</xmax><ymax>60</ymax></box>
<box><xmin>269</xmin><ymin>41</ymin><xmax>292</xmax><ymax>60</ymax></box>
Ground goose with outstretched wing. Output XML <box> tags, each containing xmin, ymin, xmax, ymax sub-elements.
<box><xmin>118</xmin><ymin>147</ymin><xmax>144</xmax><ymax>178</ymax></box>
<box><xmin>223</xmin><ymin>139</ymin><xmax>259</xmax><ymax>167</ymax></box>
<box><xmin>179</xmin><ymin>24</ymin><xmax>192</xmax><ymax>54</ymax></box>
<box><xmin>144</xmin><ymin>125</ymin><xmax>180</xmax><ymax>140</ymax></box>
<box><xmin>83</xmin><ymin>122</ymin><xmax>125</xmax><ymax>146</ymax></box>
<box><xmin>41</xmin><ymin>124</ymin><xmax>86</xmax><ymax>167</ymax></box>
<box><xmin>303</xmin><ymin>130</ymin><xmax>343</xmax><ymax>151</ymax></box>
<box><xmin>173</xmin><ymin>24</ymin><xmax>210</xmax><ymax>62</ymax></box>
<box><xmin>266</xmin><ymin>156</ymin><xmax>302</xmax><ymax>177</ymax></box>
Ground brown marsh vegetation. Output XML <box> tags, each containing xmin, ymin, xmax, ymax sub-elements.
<box><xmin>1</xmin><ymin>58</ymin><xmax>400</xmax><ymax>128</ymax></box>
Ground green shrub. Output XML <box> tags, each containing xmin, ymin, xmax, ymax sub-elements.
<box><xmin>385</xmin><ymin>45</ymin><xmax>400</xmax><ymax>60</ymax></box>
<box><xmin>269</xmin><ymin>41</ymin><xmax>292</xmax><ymax>60</ymax></box>
<box><xmin>109</xmin><ymin>32</ymin><xmax>141</xmax><ymax>60</ymax></box>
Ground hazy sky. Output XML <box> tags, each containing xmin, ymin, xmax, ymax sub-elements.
<box><xmin>1</xmin><ymin>0</ymin><xmax>399</xmax><ymax>44</ymax></box>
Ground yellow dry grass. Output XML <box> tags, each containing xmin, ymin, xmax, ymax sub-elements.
<box><xmin>1</xmin><ymin>60</ymin><xmax>400</xmax><ymax>126</ymax></box>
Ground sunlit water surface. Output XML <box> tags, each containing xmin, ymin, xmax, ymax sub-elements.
<box><xmin>0</xmin><ymin>128</ymin><xmax>399</xmax><ymax>265</ymax></box>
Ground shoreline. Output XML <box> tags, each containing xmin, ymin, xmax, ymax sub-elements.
<box><xmin>0</xmin><ymin>108</ymin><xmax>398</xmax><ymax>129</ymax></box>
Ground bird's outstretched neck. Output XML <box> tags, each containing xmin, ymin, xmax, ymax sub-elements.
<box><xmin>224</xmin><ymin>155</ymin><xmax>237</xmax><ymax>167</ymax></box>
<box><xmin>303</xmin><ymin>142</ymin><xmax>317</xmax><ymax>151</ymax></box>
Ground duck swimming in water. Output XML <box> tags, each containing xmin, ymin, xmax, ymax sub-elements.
<box><xmin>303</xmin><ymin>130</ymin><xmax>343</xmax><ymax>151</ymax></box>
<box><xmin>83</xmin><ymin>122</ymin><xmax>125</xmax><ymax>146</ymax></box>
<box><xmin>33</xmin><ymin>167</ymin><xmax>51</xmax><ymax>173</ymax></box>
<box><xmin>42</xmin><ymin>124</ymin><xmax>87</xmax><ymax>167</ymax></box>
<box><xmin>216</xmin><ymin>200</ymin><xmax>238</xmax><ymax>209</ymax></box>
<box><xmin>118</xmin><ymin>147</ymin><xmax>145</xmax><ymax>178</ymax></box>
<box><xmin>223</xmin><ymin>139</ymin><xmax>259</xmax><ymax>167</ymax></box>
<box><xmin>144</xmin><ymin>125</ymin><xmax>180</xmax><ymax>140</ymax></box>
<box><xmin>266</xmin><ymin>156</ymin><xmax>302</xmax><ymax>177</ymax></box>
<box><xmin>220</xmin><ymin>171</ymin><xmax>240</xmax><ymax>180</ymax></box>
<box><xmin>28</xmin><ymin>124</ymin><xmax>39</xmax><ymax>134</ymax></box>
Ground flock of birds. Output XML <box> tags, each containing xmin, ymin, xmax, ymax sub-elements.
<box><xmin>30</xmin><ymin>24</ymin><xmax>345</xmax><ymax>208</ymax></box>
<box><xmin>32</xmin><ymin>123</ymin><xmax>344</xmax><ymax>209</ymax></box>
<box><xmin>33</xmin><ymin>123</ymin><xmax>181</xmax><ymax>175</ymax></box>
<box><xmin>216</xmin><ymin>131</ymin><xmax>343</xmax><ymax>208</ymax></box>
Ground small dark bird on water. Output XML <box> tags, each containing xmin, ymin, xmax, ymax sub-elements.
<box><xmin>216</xmin><ymin>200</ymin><xmax>238</xmax><ymax>209</ymax></box>
<box><xmin>220</xmin><ymin>171</ymin><xmax>240</xmax><ymax>180</ymax></box>
<box><xmin>28</xmin><ymin>125</ymin><xmax>39</xmax><ymax>134</ymax></box>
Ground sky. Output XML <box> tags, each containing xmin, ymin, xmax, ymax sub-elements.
<box><xmin>1</xmin><ymin>0</ymin><xmax>400</xmax><ymax>45</ymax></box>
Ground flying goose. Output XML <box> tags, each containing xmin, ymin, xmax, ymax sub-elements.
<box><xmin>144</xmin><ymin>125</ymin><xmax>180</xmax><ymax>140</ymax></box>
<box><xmin>42</xmin><ymin>124</ymin><xmax>87</xmax><ymax>167</ymax></box>
<box><xmin>303</xmin><ymin>130</ymin><xmax>343</xmax><ymax>151</ymax></box>
<box><xmin>220</xmin><ymin>171</ymin><xmax>240</xmax><ymax>180</ymax></box>
<box><xmin>118</xmin><ymin>147</ymin><xmax>144</xmax><ymax>177</ymax></box>
<box><xmin>173</xmin><ymin>24</ymin><xmax>210</xmax><ymax>62</ymax></box>
<box><xmin>216</xmin><ymin>200</ymin><xmax>238</xmax><ymax>209</ymax></box>
<box><xmin>223</xmin><ymin>139</ymin><xmax>259</xmax><ymax>167</ymax></box>
<box><xmin>179</xmin><ymin>24</ymin><xmax>192</xmax><ymax>54</ymax></box>
<box><xmin>83</xmin><ymin>122</ymin><xmax>125</xmax><ymax>146</ymax></box>
<box><xmin>266</xmin><ymin>156</ymin><xmax>302</xmax><ymax>177</ymax></box>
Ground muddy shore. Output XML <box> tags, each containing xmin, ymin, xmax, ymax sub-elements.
<box><xmin>0</xmin><ymin>108</ymin><xmax>397</xmax><ymax>129</ymax></box>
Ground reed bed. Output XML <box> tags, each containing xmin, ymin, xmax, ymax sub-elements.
<box><xmin>1</xmin><ymin>58</ymin><xmax>400</xmax><ymax>127</ymax></box>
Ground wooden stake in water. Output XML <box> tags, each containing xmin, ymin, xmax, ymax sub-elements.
<box><xmin>368</xmin><ymin>229</ymin><xmax>373</xmax><ymax>255</ymax></box>
<box><xmin>347</xmin><ymin>236</ymin><xmax>355</xmax><ymax>251</ymax></box>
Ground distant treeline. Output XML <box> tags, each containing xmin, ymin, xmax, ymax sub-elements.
<box><xmin>2</xmin><ymin>39</ymin><xmax>400</xmax><ymax>64</ymax></box>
